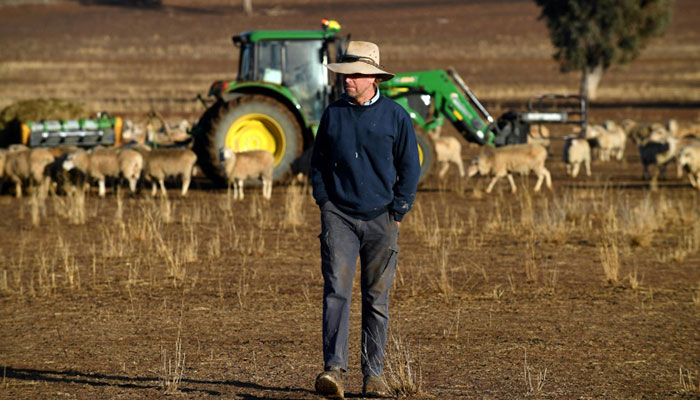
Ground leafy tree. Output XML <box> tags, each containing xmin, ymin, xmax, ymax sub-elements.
<box><xmin>534</xmin><ymin>0</ymin><xmax>674</xmax><ymax>100</ymax></box>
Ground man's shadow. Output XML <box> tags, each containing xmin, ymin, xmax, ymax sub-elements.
<box><xmin>1</xmin><ymin>365</ymin><xmax>318</xmax><ymax>398</ymax></box>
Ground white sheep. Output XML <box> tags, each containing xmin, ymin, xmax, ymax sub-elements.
<box><xmin>678</xmin><ymin>144</ymin><xmax>700</xmax><ymax>189</ymax></box>
<box><xmin>563</xmin><ymin>137</ymin><xmax>592</xmax><ymax>178</ymax></box>
<box><xmin>467</xmin><ymin>143</ymin><xmax>551</xmax><ymax>194</ymax></box>
<box><xmin>2</xmin><ymin>147</ymin><xmax>55</xmax><ymax>198</ymax></box>
<box><xmin>122</xmin><ymin>119</ymin><xmax>145</xmax><ymax>143</ymax></box>
<box><xmin>220</xmin><ymin>147</ymin><xmax>274</xmax><ymax>200</ymax></box>
<box><xmin>63</xmin><ymin>147</ymin><xmax>143</xmax><ymax>197</ymax></box>
<box><xmin>146</xmin><ymin>112</ymin><xmax>192</xmax><ymax>145</ymax></box>
<box><xmin>587</xmin><ymin>121</ymin><xmax>626</xmax><ymax>161</ymax></box>
<box><xmin>427</xmin><ymin>128</ymin><xmax>465</xmax><ymax>178</ymax></box>
<box><xmin>140</xmin><ymin>147</ymin><xmax>198</xmax><ymax>197</ymax></box>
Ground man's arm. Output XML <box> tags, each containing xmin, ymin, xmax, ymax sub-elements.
<box><xmin>310</xmin><ymin>111</ymin><xmax>330</xmax><ymax>208</ymax></box>
<box><xmin>390</xmin><ymin>112</ymin><xmax>421</xmax><ymax>222</ymax></box>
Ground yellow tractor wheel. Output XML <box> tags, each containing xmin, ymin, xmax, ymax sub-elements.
<box><xmin>415</xmin><ymin>132</ymin><xmax>435</xmax><ymax>185</ymax></box>
<box><xmin>193</xmin><ymin>94</ymin><xmax>302</xmax><ymax>184</ymax></box>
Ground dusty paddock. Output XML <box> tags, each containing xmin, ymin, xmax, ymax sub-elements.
<box><xmin>1</xmin><ymin>0</ymin><xmax>700</xmax><ymax>398</ymax></box>
<box><xmin>1</xmin><ymin>151</ymin><xmax>699</xmax><ymax>399</ymax></box>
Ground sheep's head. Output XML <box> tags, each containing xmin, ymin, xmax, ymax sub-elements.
<box><xmin>62</xmin><ymin>150</ymin><xmax>87</xmax><ymax>171</ymax></box>
<box><xmin>62</xmin><ymin>153</ymin><xmax>76</xmax><ymax>171</ymax></box>
<box><xmin>219</xmin><ymin>147</ymin><xmax>235</xmax><ymax>162</ymax></box>
<box><xmin>467</xmin><ymin>157</ymin><xmax>481</xmax><ymax>177</ymax></box>
<box><xmin>621</xmin><ymin>119</ymin><xmax>637</xmax><ymax>134</ymax></box>
<box><xmin>585</xmin><ymin>125</ymin><xmax>602</xmax><ymax>139</ymax></box>
<box><xmin>667</xmin><ymin>118</ymin><xmax>678</xmax><ymax>136</ymax></box>
<box><xmin>679</xmin><ymin>147</ymin><xmax>695</xmax><ymax>167</ymax></box>
<box><xmin>176</xmin><ymin>120</ymin><xmax>191</xmax><ymax>132</ymax></box>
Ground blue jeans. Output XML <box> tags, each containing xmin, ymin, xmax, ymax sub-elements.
<box><xmin>319</xmin><ymin>201</ymin><xmax>400</xmax><ymax>377</ymax></box>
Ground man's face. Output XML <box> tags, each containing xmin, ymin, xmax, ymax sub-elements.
<box><xmin>343</xmin><ymin>74</ymin><xmax>376</xmax><ymax>102</ymax></box>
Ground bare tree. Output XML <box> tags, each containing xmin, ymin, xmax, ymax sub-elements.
<box><xmin>243</xmin><ymin>0</ymin><xmax>253</xmax><ymax>15</ymax></box>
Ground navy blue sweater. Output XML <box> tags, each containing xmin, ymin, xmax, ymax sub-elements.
<box><xmin>310</xmin><ymin>94</ymin><xmax>420</xmax><ymax>222</ymax></box>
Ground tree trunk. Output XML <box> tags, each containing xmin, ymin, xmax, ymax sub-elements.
<box><xmin>580</xmin><ymin>63</ymin><xmax>604</xmax><ymax>101</ymax></box>
<box><xmin>243</xmin><ymin>0</ymin><xmax>253</xmax><ymax>15</ymax></box>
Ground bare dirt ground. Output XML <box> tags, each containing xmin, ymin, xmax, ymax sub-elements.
<box><xmin>1</xmin><ymin>1</ymin><xmax>699</xmax><ymax>399</ymax></box>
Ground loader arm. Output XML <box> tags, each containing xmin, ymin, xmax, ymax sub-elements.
<box><xmin>379</xmin><ymin>68</ymin><xmax>496</xmax><ymax>146</ymax></box>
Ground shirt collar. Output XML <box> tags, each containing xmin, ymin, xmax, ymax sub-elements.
<box><xmin>344</xmin><ymin>87</ymin><xmax>380</xmax><ymax>106</ymax></box>
<box><xmin>363</xmin><ymin>87</ymin><xmax>380</xmax><ymax>106</ymax></box>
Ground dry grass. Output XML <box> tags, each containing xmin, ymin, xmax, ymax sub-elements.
<box><xmin>0</xmin><ymin>180</ymin><xmax>697</xmax><ymax>398</ymax></box>
<box><xmin>679</xmin><ymin>367</ymin><xmax>699</xmax><ymax>395</ymax></box>
<box><xmin>599</xmin><ymin>237</ymin><xmax>621</xmax><ymax>285</ymax></box>
<box><xmin>160</xmin><ymin>323</ymin><xmax>186</xmax><ymax>394</ymax></box>
<box><xmin>384</xmin><ymin>329</ymin><xmax>423</xmax><ymax>398</ymax></box>
<box><xmin>283</xmin><ymin>184</ymin><xmax>306</xmax><ymax>229</ymax></box>
<box><xmin>524</xmin><ymin>350</ymin><xmax>548</xmax><ymax>396</ymax></box>
<box><xmin>524</xmin><ymin>234</ymin><xmax>539</xmax><ymax>283</ymax></box>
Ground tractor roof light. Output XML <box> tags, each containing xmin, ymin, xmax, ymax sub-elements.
<box><xmin>321</xmin><ymin>19</ymin><xmax>341</xmax><ymax>33</ymax></box>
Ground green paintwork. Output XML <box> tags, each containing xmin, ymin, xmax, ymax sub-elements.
<box><xmin>380</xmin><ymin>70</ymin><xmax>496</xmax><ymax>146</ymax></box>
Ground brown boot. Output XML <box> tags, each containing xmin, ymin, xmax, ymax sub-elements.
<box><xmin>362</xmin><ymin>374</ymin><xmax>389</xmax><ymax>398</ymax></box>
<box><xmin>315</xmin><ymin>366</ymin><xmax>344</xmax><ymax>399</ymax></box>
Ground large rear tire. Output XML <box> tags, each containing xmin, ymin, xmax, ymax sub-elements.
<box><xmin>415</xmin><ymin>132</ymin><xmax>435</xmax><ymax>185</ymax></box>
<box><xmin>193</xmin><ymin>95</ymin><xmax>303</xmax><ymax>184</ymax></box>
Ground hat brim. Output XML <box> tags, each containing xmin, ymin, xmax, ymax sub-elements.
<box><xmin>326</xmin><ymin>61</ymin><xmax>395</xmax><ymax>82</ymax></box>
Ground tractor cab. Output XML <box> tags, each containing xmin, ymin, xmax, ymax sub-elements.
<box><xmin>227</xmin><ymin>21</ymin><xmax>346</xmax><ymax>126</ymax></box>
<box><xmin>195</xmin><ymin>20</ymin><xmax>348</xmax><ymax>183</ymax></box>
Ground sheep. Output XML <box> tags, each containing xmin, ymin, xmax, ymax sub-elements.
<box><xmin>63</xmin><ymin>147</ymin><xmax>144</xmax><ymax>197</ymax></box>
<box><xmin>140</xmin><ymin>147</ymin><xmax>198</xmax><ymax>197</ymax></box>
<box><xmin>146</xmin><ymin>111</ymin><xmax>192</xmax><ymax>145</ymax></box>
<box><xmin>678</xmin><ymin>144</ymin><xmax>700</xmax><ymax>189</ymax></box>
<box><xmin>427</xmin><ymin>127</ymin><xmax>465</xmax><ymax>178</ymax></box>
<box><xmin>220</xmin><ymin>147</ymin><xmax>274</xmax><ymax>200</ymax></box>
<box><xmin>43</xmin><ymin>146</ymin><xmax>83</xmax><ymax>195</ymax></box>
<box><xmin>586</xmin><ymin>121</ymin><xmax>626</xmax><ymax>161</ymax></box>
<box><xmin>467</xmin><ymin>143</ymin><xmax>551</xmax><ymax>194</ymax></box>
<box><xmin>563</xmin><ymin>137</ymin><xmax>592</xmax><ymax>178</ymax></box>
<box><xmin>122</xmin><ymin>119</ymin><xmax>145</xmax><ymax>143</ymax></box>
<box><xmin>622</xmin><ymin>119</ymin><xmax>671</xmax><ymax>145</ymax></box>
<box><xmin>528</xmin><ymin>124</ymin><xmax>551</xmax><ymax>150</ymax></box>
<box><xmin>2</xmin><ymin>147</ymin><xmax>55</xmax><ymax>198</ymax></box>
<box><xmin>676</xmin><ymin>137</ymin><xmax>700</xmax><ymax>179</ymax></box>
<box><xmin>638</xmin><ymin>136</ymin><xmax>678</xmax><ymax>181</ymax></box>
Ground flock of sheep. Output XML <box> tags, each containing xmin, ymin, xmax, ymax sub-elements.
<box><xmin>0</xmin><ymin>144</ymin><xmax>198</xmax><ymax>199</ymax></box>
<box><xmin>0</xmin><ymin>115</ymin><xmax>275</xmax><ymax>200</ymax></box>
<box><xmin>1</xmin><ymin>116</ymin><xmax>699</xmax><ymax>201</ymax></box>
<box><xmin>433</xmin><ymin>117</ymin><xmax>700</xmax><ymax>193</ymax></box>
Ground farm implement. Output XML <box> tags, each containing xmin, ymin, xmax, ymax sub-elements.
<box><xmin>20</xmin><ymin>113</ymin><xmax>123</xmax><ymax>148</ymax></box>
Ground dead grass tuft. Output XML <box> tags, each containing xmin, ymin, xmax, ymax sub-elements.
<box><xmin>384</xmin><ymin>330</ymin><xmax>423</xmax><ymax>397</ymax></box>
<box><xmin>599</xmin><ymin>237</ymin><xmax>621</xmax><ymax>285</ymax></box>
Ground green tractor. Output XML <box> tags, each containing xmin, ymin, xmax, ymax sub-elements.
<box><xmin>191</xmin><ymin>19</ymin><xmax>586</xmax><ymax>184</ymax></box>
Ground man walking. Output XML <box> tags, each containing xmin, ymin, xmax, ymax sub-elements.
<box><xmin>310</xmin><ymin>41</ymin><xmax>421</xmax><ymax>399</ymax></box>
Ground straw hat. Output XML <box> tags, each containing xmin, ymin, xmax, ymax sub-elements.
<box><xmin>326</xmin><ymin>41</ymin><xmax>395</xmax><ymax>81</ymax></box>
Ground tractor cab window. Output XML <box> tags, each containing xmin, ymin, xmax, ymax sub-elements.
<box><xmin>240</xmin><ymin>39</ymin><xmax>329</xmax><ymax>123</ymax></box>
<box><xmin>284</xmin><ymin>40</ymin><xmax>327</xmax><ymax>123</ymax></box>
<box><xmin>238</xmin><ymin>44</ymin><xmax>252</xmax><ymax>81</ymax></box>
<box><xmin>257</xmin><ymin>41</ymin><xmax>284</xmax><ymax>84</ymax></box>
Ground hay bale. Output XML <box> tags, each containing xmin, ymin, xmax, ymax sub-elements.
<box><xmin>0</xmin><ymin>98</ymin><xmax>89</xmax><ymax>147</ymax></box>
